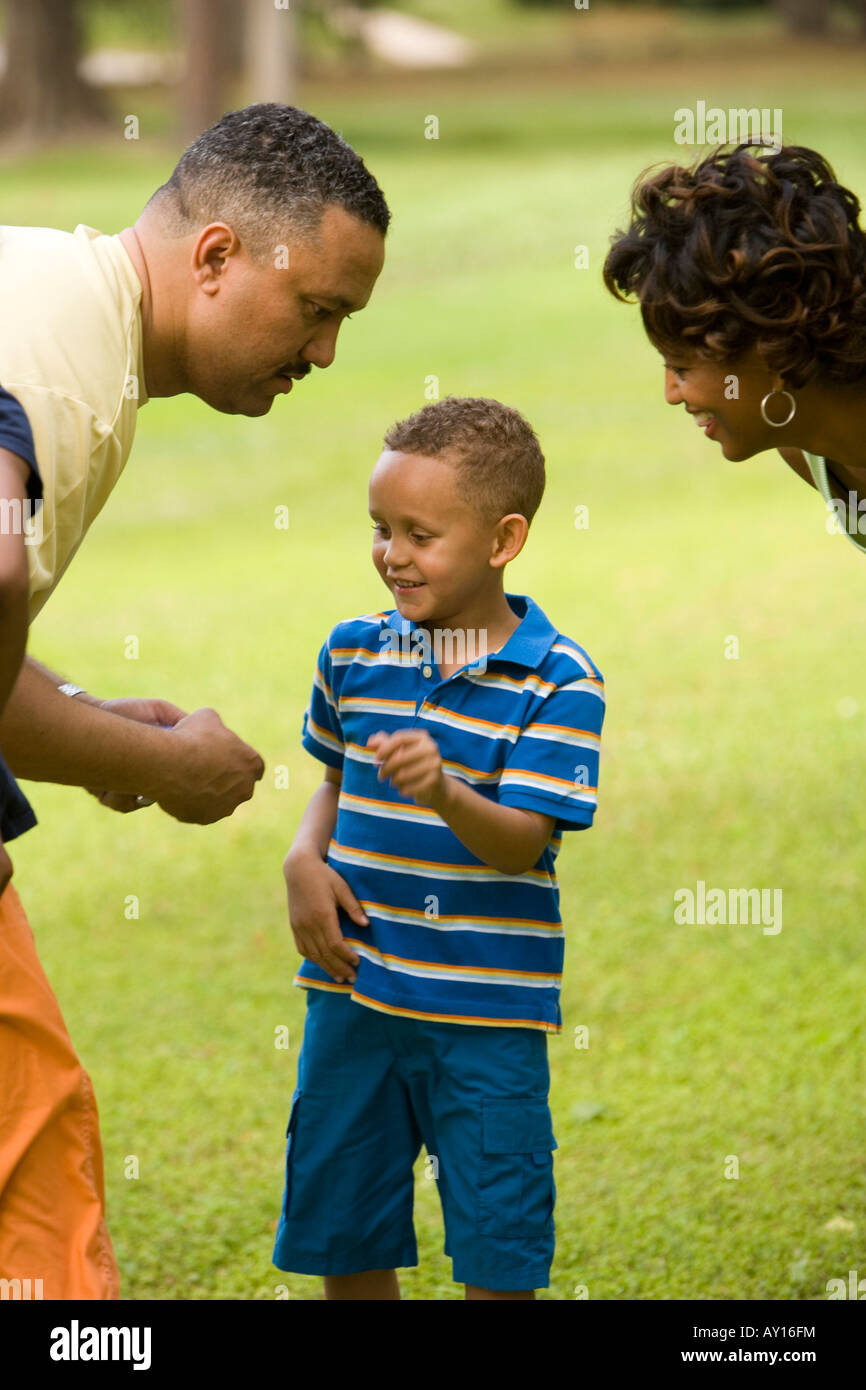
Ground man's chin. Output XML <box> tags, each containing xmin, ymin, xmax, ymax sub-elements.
<box><xmin>197</xmin><ymin>386</ymin><xmax>278</xmax><ymax>417</ymax></box>
<box><xmin>238</xmin><ymin>397</ymin><xmax>276</xmax><ymax>418</ymax></box>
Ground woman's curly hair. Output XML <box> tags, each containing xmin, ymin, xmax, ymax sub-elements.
<box><xmin>603</xmin><ymin>143</ymin><xmax>866</xmax><ymax>388</ymax></box>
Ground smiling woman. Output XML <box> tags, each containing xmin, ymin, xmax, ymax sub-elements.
<box><xmin>603</xmin><ymin>142</ymin><xmax>866</xmax><ymax>555</ymax></box>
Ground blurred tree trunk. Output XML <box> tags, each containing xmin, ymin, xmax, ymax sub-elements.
<box><xmin>245</xmin><ymin>0</ymin><xmax>299</xmax><ymax>105</ymax></box>
<box><xmin>178</xmin><ymin>0</ymin><xmax>235</xmax><ymax>142</ymax></box>
<box><xmin>774</xmin><ymin>0</ymin><xmax>830</xmax><ymax>35</ymax></box>
<box><xmin>0</xmin><ymin>0</ymin><xmax>106</xmax><ymax>139</ymax></box>
<box><xmin>221</xmin><ymin>1</ymin><xmax>246</xmax><ymax>83</ymax></box>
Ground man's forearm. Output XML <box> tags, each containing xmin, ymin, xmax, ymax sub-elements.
<box><xmin>0</xmin><ymin>654</ymin><xmax>171</xmax><ymax>794</ymax></box>
<box><xmin>0</xmin><ymin>587</ymin><xmax>28</xmax><ymax>719</ymax></box>
<box><xmin>24</xmin><ymin>656</ymin><xmax>102</xmax><ymax>706</ymax></box>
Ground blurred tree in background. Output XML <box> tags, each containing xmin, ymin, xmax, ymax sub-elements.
<box><xmin>0</xmin><ymin>0</ymin><xmax>106</xmax><ymax>137</ymax></box>
<box><xmin>178</xmin><ymin>0</ymin><xmax>234</xmax><ymax>142</ymax></box>
<box><xmin>2</xmin><ymin>0</ymin><xmax>864</xmax><ymax>144</ymax></box>
<box><xmin>513</xmin><ymin>0</ymin><xmax>866</xmax><ymax>36</ymax></box>
<box><xmin>0</xmin><ymin>0</ymin><xmax>301</xmax><ymax>141</ymax></box>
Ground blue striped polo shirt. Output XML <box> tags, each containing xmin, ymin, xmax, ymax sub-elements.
<box><xmin>294</xmin><ymin>593</ymin><xmax>605</xmax><ymax>1032</ymax></box>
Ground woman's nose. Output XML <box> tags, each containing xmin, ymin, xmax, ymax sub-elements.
<box><xmin>664</xmin><ymin>368</ymin><xmax>682</xmax><ymax>406</ymax></box>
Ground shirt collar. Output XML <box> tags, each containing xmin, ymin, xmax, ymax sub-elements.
<box><xmin>380</xmin><ymin>592</ymin><xmax>558</xmax><ymax>672</ymax></box>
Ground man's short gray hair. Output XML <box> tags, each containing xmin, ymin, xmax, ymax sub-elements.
<box><xmin>149</xmin><ymin>102</ymin><xmax>390</xmax><ymax>258</ymax></box>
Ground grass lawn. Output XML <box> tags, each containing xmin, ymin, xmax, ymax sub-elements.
<box><xmin>5</xmin><ymin>46</ymin><xmax>866</xmax><ymax>1299</ymax></box>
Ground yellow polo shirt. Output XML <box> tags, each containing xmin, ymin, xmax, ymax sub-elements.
<box><xmin>0</xmin><ymin>223</ymin><xmax>147</xmax><ymax>622</ymax></box>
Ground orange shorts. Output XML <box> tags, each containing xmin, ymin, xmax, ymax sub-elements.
<box><xmin>0</xmin><ymin>880</ymin><xmax>119</xmax><ymax>1299</ymax></box>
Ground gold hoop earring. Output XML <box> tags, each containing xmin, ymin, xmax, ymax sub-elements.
<box><xmin>760</xmin><ymin>389</ymin><xmax>796</xmax><ymax>428</ymax></box>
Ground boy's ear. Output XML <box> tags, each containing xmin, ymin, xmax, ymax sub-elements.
<box><xmin>490</xmin><ymin>513</ymin><xmax>529</xmax><ymax>568</ymax></box>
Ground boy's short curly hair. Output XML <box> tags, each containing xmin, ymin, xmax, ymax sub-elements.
<box><xmin>382</xmin><ymin>396</ymin><xmax>546</xmax><ymax>526</ymax></box>
<box><xmin>603</xmin><ymin>143</ymin><xmax>866</xmax><ymax>389</ymax></box>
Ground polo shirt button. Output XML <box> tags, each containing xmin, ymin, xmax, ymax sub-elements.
<box><xmin>422</xmin><ymin>664</ymin><xmax>432</xmax><ymax>678</ymax></box>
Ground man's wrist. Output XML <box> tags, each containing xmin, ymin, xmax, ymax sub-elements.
<box><xmin>56</xmin><ymin>682</ymin><xmax>103</xmax><ymax>709</ymax></box>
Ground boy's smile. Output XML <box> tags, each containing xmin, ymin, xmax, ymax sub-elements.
<box><xmin>368</xmin><ymin>449</ymin><xmax>527</xmax><ymax>645</ymax></box>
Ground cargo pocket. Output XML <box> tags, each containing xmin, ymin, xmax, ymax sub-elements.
<box><xmin>281</xmin><ymin>1088</ymin><xmax>303</xmax><ymax>1221</ymax></box>
<box><xmin>477</xmin><ymin>1097</ymin><xmax>557</xmax><ymax>1237</ymax></box>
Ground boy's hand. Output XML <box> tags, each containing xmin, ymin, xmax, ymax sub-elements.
<box><xmin>284</xmin><ymin>848</ymin><xmax>367</xmax><ymax>984</ymax></box>
<box><xmin>367</xmin><ymin>729</ymin><xmax>447</xmax><ymax>810</ymax></box>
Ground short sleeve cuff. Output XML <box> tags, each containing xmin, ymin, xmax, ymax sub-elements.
<box><xmin>301</xmin><ymin>730</ymin><xmax>344</xmax><ymax>771</ymax></box>
<box><xmin>499</xmin><ymin>790</ymin><xmax>595</xmax><ymax>831</ymax></box>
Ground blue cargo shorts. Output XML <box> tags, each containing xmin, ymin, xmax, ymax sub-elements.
<box><xmin>272</xmin><ymin>986</ymin><xmax>557</xmax><ymax>1291</ymax></box>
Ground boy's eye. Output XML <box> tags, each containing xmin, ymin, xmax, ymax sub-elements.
<box><xmin>410</xmin><ymin>533</ymin><xmax>430</xmax><ymax>544</ymax></box>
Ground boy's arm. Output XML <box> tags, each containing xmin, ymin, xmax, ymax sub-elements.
<box><xmin>0</xmin><ymin>448</ymin><xmax>36</xmax><ymax>892</ymax></box>
<box><xmin>433</xmin><ymin>774</ymin><xmax>554</xmax><ymax>875</ymax></box>
<box><xmin>0</xmin><ymin>449</ymin><xmax>31</xmax><ymax>715</ymax></box>
<box><xmin>286</xmin><ymin>767</ymin><xmax>343</xmax><ymax>862</ymax></box>
<box><xmin>368</xmin><ymin>730</ymin><xmax>554</xmax><ymax>875</ymax></box>
<box><xmin>284</xmin><ymin>767</ymin><xmax>369</xmax><ymax>983</ymax></box>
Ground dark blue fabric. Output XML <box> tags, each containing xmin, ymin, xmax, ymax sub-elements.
<box><xmin>0</xmin><ymin>385</ymin><xmax>43</xmax><ymax>507</ymax></box>
<box><xmin>0</xmin><ymin>748</ymin><xmax>36</xmax><ymax>842</ymax></box>
<box><xmin>0</xmin><ymin>385</ymin><xmax>41</xmax><ymax>843</ymax></box>
<box><xmin>273</xmin><ymin>986</ymin><xmax>556</xmax><ymax>1288</ymax></box>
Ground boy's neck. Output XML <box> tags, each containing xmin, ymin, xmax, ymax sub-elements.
<box><xmin>417</xmin><ymin>587</ymin><xmax>522</xmax><ymax>662</ymax></box>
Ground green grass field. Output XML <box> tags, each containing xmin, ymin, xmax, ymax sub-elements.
<box><xmin>5</xmin><ymin>42</ymin><xmax>866</xmax><ymax>1299</ymax></box>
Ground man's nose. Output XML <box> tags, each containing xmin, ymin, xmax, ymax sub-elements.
<box><xmin>301</xmin><ymin>323</ymin><xmax>340</xmax><ymax>370</ymax></box>
<box><xmin>663</xmin><ymin>367</ymin><xmax>682</xmax><ymax>406</ymax></box>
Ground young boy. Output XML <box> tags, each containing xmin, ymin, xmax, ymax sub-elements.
<box><xmin>274</xmin><ymin>397</ymin><xmax>605</xmax><ymax>1300</ymax></box>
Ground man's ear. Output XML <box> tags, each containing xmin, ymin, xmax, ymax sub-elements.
<box><xmin>191</xmin><ymin>223</ymin><xmax>240</xmax><ymax>295</ymax></box>
<box><xmin>490</xmin><ymin>513</ymin><xmax>529</xmax><ymax>568</ymax></box>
